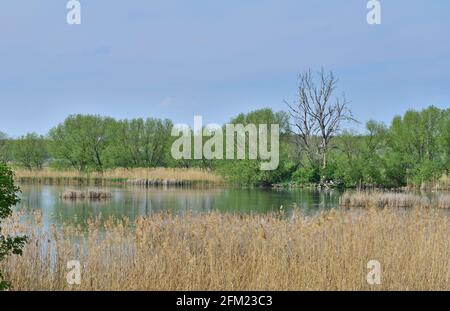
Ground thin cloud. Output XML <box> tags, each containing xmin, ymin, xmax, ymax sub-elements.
<box><xmin>159</xmin><ymin>97</ymin><xmax>175</xmax><ymax>107</ymax></box>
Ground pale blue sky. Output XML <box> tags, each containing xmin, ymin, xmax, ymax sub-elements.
<box><xmin>1</xmin><ymin>0</ymin><xmax>449</xmax><ymax>137</ymax></box>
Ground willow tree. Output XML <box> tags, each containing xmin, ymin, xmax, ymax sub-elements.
<box><xmin>12</xmin><ymin>133</ymin><xmax>48</xmax><ymax>170</ymax></box>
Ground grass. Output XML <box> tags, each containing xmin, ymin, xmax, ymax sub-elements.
<box><xmin>339</xmin><ymin>191</ymin><xmax>450</xmax><ymax>209</ymax></box>
<box><xmin>2</xmin><ymin>206</ymin><xmax>450</xmax><ymax>290</ymax></box>
<box><xmin>13</xmin><ymin>167</ymin><xmax>222</xmax><ymax>185</ymax></box>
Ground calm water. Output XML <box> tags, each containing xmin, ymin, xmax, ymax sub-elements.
<box><xmin>16</xmin><ymin>184</ymin><xmax>341</xmax><ymax>227</ymax></box>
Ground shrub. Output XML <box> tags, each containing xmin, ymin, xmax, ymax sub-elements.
<box><xmin>292</xmin><ymin>164</ymin><xmax>320</xmax><ymax>184</ymax></box>
<box><xmin>0</xmin><ymin>162</ymin><xmax>27</xmax><ymax>290</ymax></box>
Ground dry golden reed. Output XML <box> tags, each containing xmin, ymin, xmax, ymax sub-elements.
<box><xmin>340</xmin><ymin>191</ymin><xmax>450</xmax><ymax>209</ymax></box>
<box><xmin>13</xmin><ymin>167</ymin><xmax>222</xmax><ymax>184</ymax></box>
<box><xmin>2</xmin><ymin>207</ymin><xmax>450</xmax><ymax>291</ymax></box>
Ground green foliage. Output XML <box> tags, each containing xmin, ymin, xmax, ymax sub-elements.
<box><xmin>48</xmin><ymin>115</ymin><xmax>174</xmax><ymax>172</ymax></box>
<box><xmin>410</xmin><ymin>159</ymin><xmax>443</xmax><ymax>187</ymax></box>
<box><xmin>106</xmin><ymin>118</ymin><xmax>174</xmax><ymax>169</ymax></box>
<box><xmin>48</xmin><ymin>115</ymin><xmax>114</xmax><ymax>172</ymax></box>
<box><xmin>291</xmin><ymin>106</ymin><xmax>449</xmax><ymax>188</ymax></box>
<box><xmin>387</xmin><ymin>106</ymin><xmax>449</xmax><ymax>186</ymax></box>
<box><xmin>215</xmin><ymin>108</ymin><xmax>294</xmax><ymax>186</ymax></box>
<box><xmin>0</xmin><ymin>132</ymin><xmax>8</xmax><ymax>162</ymax></box>
<box><xmin>3</xmin><ymin>106</ymin><xmax>448</xmax><ymax>188</ymax></box>
<box><xmin>0</xmin><ymin>163</ymin><xmax>27</xmax><ymax>290</ymax></box>
<box><xmin>11</xmin><ymin>133</ymin><xmax>48</xmax><ymax>170</ymax></box>
<box><xmin>292</xmin><ymin>164</ymin><xmax>320</xmax><ymax>184</ymax></box>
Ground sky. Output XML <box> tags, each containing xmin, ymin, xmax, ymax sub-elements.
<box><xmin>1</xmin><ymin>0</ymin><xmax>449</xmax><ymax>137</ymax></box>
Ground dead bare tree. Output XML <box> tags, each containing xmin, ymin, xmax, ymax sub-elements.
<box><xmin>286</xmin><ymin>69</ymin><xmax>356</xmax><ymax>170</ymax></box>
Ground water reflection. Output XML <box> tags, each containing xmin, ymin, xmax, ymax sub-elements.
<box><xmin>17</xmin><ymin>184</ymin><xmax>341</xmax><ymax>227</ymax></box>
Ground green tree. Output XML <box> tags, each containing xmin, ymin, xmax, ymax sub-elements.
<box><xmin>106</xmin><ymin>118</ymin><xmax>173</xmax><ymax>168</ymax></box>
<box><xmin>389</xmin><ymin>106</ymin><xmax>447</xmax><ymax>186</ymax></box>
<box><xmin>331</xmin><ymin>130</ymin><xmax>364</xmax><ymax>187</ymax></box>
<box><xmin>437</xmin><ymin>108</ymin><xmax>450</xmax><ymax>175</ymax></box>
<box><xmin>0</xmin><ymin>132</ymin><xmax>8</xmax><ymax>162</ymax></box>
<box><xmin>49</xmin><ymin>115</ymin><xmax>115</xmax><ymax>172</ymax></box>
<box><xmin>0</xmin><ymin>132</ymin><xmax>6</xmax><ymax>148</ymax></box>
<box><xmin>11</xmin><ymin>133</ymin><xmax>48</xmax><ymax>170</ymax></box>
<box><xmin>0</xmin><ymin>163</ymin><xmax>27</xmax><ymax>290</ymax></box>
<box><xmin>217</xmin><ymin>108</ymin><xmax>293</xmax><ymax>186</ymax></box>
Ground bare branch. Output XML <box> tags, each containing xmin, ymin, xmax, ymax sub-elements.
<box><xmin>286</xmin><ymin>69</ymin><xmax>357</xmax><ymax>169</ymax></box>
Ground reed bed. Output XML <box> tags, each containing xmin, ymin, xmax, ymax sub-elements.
<box><xmin>60</xmin><ymin>190</ymin><xmax>112</xmax><ymax>200</ymax></box>
<box><xmin>13</xmin><ymin>167</ymin><xmax>222</xmax><ymax>185</ymax></box>
<box><xmin>412</xmin><ymin>174</ymin><xmax>450</xmax><ymax>190</ymax></box>
<box><xmin>340</xmin><ymin>191</ymin><xmax>450</xmax><ymax>209</ymax></box>
<box><xmin>2</xmin><ymin>207</ymin><xmax>450</xmax><ymax>290</ymax></box>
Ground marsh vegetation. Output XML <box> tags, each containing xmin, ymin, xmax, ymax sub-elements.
<box><xmin>2</xmin><ymin>206</ymin><xmax>450</xmax><ymax>290</ymax></box>
<box><xmin>1</xmin><ymin>71</ymin><xmax>448</xmax><ymax>190</ymax></box>
<box><xmin>1</xmin><ymin>69</ymin><xmax>449</xmax><ymax>291</ymax></box>
<box><xmin>13</xmin><ymin>167</ymin><xmax>222</xmax><ymax>186</ymax></box>
<box><xmin>340</xmin><ymin>191</ymin><xmax>450</xmax><ymax>209</ymax></box>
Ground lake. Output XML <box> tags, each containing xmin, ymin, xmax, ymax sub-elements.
<box><xmin>16</xmin><ymin>184</ymin><xmax>341</xmax><ymax>228</ymax></box>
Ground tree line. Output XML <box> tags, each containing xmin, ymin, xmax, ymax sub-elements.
<box><xmin>1</xmin><ymin>70</ymin><xmax>448</xmax><ymax>188</ymax></box>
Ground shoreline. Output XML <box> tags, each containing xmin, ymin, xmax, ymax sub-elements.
<box><xmin>13</xmin><ymin>167</ymin><xmax>223</xmax><ymax>187</ymax></box>
<box><xmin>13</xmin><ymin>167</ymin><xmax>450</xmax><ymax>191</ymax></box>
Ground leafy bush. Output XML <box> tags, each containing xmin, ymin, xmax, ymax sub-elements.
<box><xmin>0</xmin><ymin>162</ymin><xmax>27</xmax><ymax>290</ymax></box>
<box><xmin>292</xmin><ymin>164</ymin><xmax>320</xmax><ymax>184</ymax></box>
